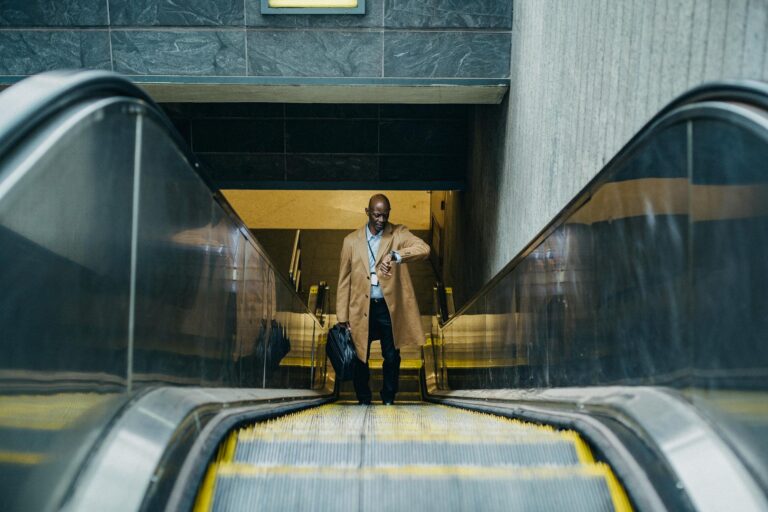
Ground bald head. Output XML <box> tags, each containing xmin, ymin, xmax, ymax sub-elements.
<box><xmin>368</xmin><ymin>193</ymin><xmax>390</xmax><ymax>210</ymax></box>
<box><xmin>365</xmin><ymin>193</ymin><xmax>391</xmax><ymax>234</ymax></box>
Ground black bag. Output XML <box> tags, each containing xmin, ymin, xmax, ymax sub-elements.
<box><xmin>326</xmin><ymin>324</ymin><xmax>356</xmax><ymax>381</ymax></box>
<box><xmin>267</xmin><ymin>320</ymin><xmax>291</xmax><ymax>371</ymax></box>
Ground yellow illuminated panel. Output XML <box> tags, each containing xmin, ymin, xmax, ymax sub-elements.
<box><xmin>269</xmin><ymin>0</ymin><xmax>358</xmax><ymax>7</ymax></box>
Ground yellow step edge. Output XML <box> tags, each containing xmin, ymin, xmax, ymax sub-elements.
<box><xmin>559</xmin><ymin>431</ymin><xmax>595</xmax><ymax>464</ymax></box>
<box><xmin>221</xmin><ymin>431</ymin><xmax>239</xmax><ymax>463</ymax></box>
<box><xmin>192</xmin><ymin>462</ymin><xmax>218</xmax><ymax>512</ymax></box>
<box><xmin>237</xmin><ymin>432</ymin><xmax>575</xmax><ymax>444</ymax></box>
<box><xmin>599</xmin><ymin>462</ymin><xmax>633</xmax><ymax>512</ymax></box>
<box><xmin>215</xmin><ymin>462</ymin><xmax>615</xmax><ymax>480</ymax></box>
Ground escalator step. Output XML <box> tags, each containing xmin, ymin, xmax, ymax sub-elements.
<box><xmin>235</xmin><ymin>439</ymin><xmax>581</xmax><ymax>467</ymax></box>
<box><xmin>210</xmin><ymin>465</ymin><xmax>619</xmax><ymax>512</ymax></box>
<box><xmin>196</xmin><ymin>404</ymin><xmax>631</xmax><ymax>512</ymax></box>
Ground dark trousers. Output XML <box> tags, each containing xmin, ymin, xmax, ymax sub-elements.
<box><xmin>353</xmin><ymin>299</ymin><xmax>401</xmax><ymax>403</ymax></box>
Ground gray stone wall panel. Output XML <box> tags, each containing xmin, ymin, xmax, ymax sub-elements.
<box><xmin>384</xmin><ymin>31</ymin><xmax>510</xmax><ymax>78</ymax></box>
<box><xmin>383</xmin><ymin>0</ymin><xmax>513</xmax><ymax>29</ymax></box>
<box><xmin>0</xmin><ymin>0</ymin><xmax>108</xmax><ymax>26</ymax></box>
<box><xmin>112</xmin><ymin>30</ymin><xmax>246</xmax><ymax>75</ymax></box>
<box><xmin>0</xmin><ymin>30</ymin><xmax>110</xmax><ymax>74</ymax></box>
<box><xmin>109</xmin><ymin>0</ymin><xmax>244</xmax><ymax>26</ymax></box>
<box><xmin>247</xmin><ymin>31</ymin><xmax>382</xmax><ymax>77</ymax></box>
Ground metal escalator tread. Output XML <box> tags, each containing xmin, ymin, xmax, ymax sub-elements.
<box><xmin>195</xmin><ymin>404</ymin><xmax>632</xmax><ymax>512</ymax></box>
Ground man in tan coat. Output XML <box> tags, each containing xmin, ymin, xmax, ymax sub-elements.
<box><xmin>336</xmin><ymin>194</ymin><xmax>430</xmax><ymax>405</ymax></box>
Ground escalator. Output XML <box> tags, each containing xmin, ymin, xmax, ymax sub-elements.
<box><xmin>1</xmin><ymin>71</ymin><xmax>767</xmax><ymax>511</ymax></box>
<box><xmin>196</xmin><ymin>404</ymin><xmax>629</xmax><ymax>511</ymax></box>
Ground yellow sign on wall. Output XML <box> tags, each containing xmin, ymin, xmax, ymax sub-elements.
<box><xmin>269</xmin><ymin>0</ymin><xmax>358</xmax><ymax>7</ymax></box>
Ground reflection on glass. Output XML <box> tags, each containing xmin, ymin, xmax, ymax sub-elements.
<box><xmin>437</xmin><ymin>110</ymin><xmax>768</xmax><ymax>488</ymax></box>
<box><xmin>0</xmin><ymin>93</ymin><xmax>328</xmax><ymax>510</ymax></box>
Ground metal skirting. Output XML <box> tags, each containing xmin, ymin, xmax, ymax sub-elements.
<box><xmin>195</xmin><ymin>404</ymin><xmax>631</xmax><ymax>512</ymax></box>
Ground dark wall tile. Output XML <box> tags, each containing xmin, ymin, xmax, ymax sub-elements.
<box><xmin>246</xmin><ymin>0</ymin><xmax>383</xmax><ymax>27</ymax></box>
<box><xmin>384</xmin><ymin>0</ymin><xmax>512</xmax><ymax>29</ymax></box>
<box><xmin>384</xmin><ymin>32</ymin><xmax>510</xmax><ymax>78</ymax></box>
<box><xmin>168</xmin><ymin>117</ymin><xmax>191</xmax><ymax>143</ymax></box>
<box><xmin>0</xmin><ymin>31</ymin><xmax>110</xmax><ymax>74</ymax></box>
<box><xmin>381</xmin><ymin>155</ymin><xmax>465</xmax><ymax>181</ymax></box>
<box><xmin>286</xmin><ymin>104</ymin><xmax>377</xmax><ymax>119</ymax></box>
<box><xmin>0</xmin><ymin>0</ymin><xmax>108</xmax><ymax>26</ymax></box>
<box><xmin>109</xmin><ymin>0</ymin><xmax>243</xmax><ymax>26</ymax></box>
<box><xmin>192</xmin><ymin>119</ymin><xmax>283</xmax><ymax>152</ymax></box>
<box><xmin>112</xmin><ymin>30</ymin><xmax>245</xmax><ymax>75</ymax></box>
<box><xmin>287</xmin><ymin>155</ymin><xmax>378</xmax><ymax>181</ymax></box>
<box><xmin>286</xmin><ymin>119</ymin><xmax>378</xmax><ymax>153</ymax></box>
<box><xmin>380</xmin><ymin>120</ymin><xmax>467</xmax><ymax>154</ymax></box>
<box><xmin>380</xmin><ymin>104</ymin><xmax>468</xmax><ymax>120</ymax></box>
<box><xmin>199</xmin><ymin>153</ymin><xmax>284</xmax><ymax>180</ymax></box>
<box><xmin>247</xmin><ymin>31</ymin><xmax>381</xmax><ymax>77</ymax></box>
<box><xmin>162</xmin><ymin>102</ymin><xmax>283</xmax><ymax>119</ymax></box>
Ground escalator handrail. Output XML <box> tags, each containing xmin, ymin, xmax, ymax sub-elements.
<box><xmin>0</xmin><ymin>70</ymin><xmax>325</xmax><ymax>327</ymax></box>
<box><xmin>440</xmin><ymin>79</ymin><xmax>768</xmax><ymax>328</ymax></box>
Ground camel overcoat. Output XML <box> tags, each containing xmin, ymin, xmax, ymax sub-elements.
<box><xmin>336</xmin><ymin>223</ymin><xmax>430</xmax><ymax>362</ymax></box>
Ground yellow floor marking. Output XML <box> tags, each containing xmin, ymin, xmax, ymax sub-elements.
<box><xmin>279</xmin><ymin>357</ymin><xmax>422</xmax><ymax>369</ymax></box>
<box><xmin>0</xmin><ymin>450</ymin><xmax>46</xmax><ymax>465</ymax></box>
<box><xmin>0</xmin><ymin>393</ymin><xmax>116</xmax><ymax>430</ymax></box>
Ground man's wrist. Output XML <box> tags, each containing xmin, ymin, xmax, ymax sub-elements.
<box><xmin>390</xmin><ymin>250</ymin><xmax>402</xmax><ymax>263</ymax></box>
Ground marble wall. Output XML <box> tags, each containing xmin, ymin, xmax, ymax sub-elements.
<box><xmin>442</xmin><ymin>0</ymin><xmax>768</xmax><ymax>308</ymax></box>
<box><xmin>0</xmin><ymin>0</ymin><xmax>512</xmax><ymax>79</ymax></box>
<box><xmin>163</xmin><ymin>102</ymin><xmax>469</xmax><ymax>187</ymax></box>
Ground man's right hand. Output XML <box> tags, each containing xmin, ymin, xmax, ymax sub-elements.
<box><xmin>337</xmin><ymin>321</ymin><xmax>351</xmax><ymax>332</ymax></box>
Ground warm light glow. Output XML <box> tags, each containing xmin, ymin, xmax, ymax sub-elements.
<box><xmin>269</xmin><ymin>0</ymin><xmax>357</xmax><ymax>7</ymax></box>
<box><xmin>222</xmin><ymin>190</ymin><xmax>430</xmax><ymax>230</ymax></box>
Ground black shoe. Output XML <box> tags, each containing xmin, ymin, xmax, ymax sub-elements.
<box><xmin>382</xmin><ymin>400</ymin><xmax>394</xmax><ymax>406</ymax></box>
<box><xmin>358</xmin><ymin>399</ymin><xmax>371</xmax><ymax>405</ymax></box>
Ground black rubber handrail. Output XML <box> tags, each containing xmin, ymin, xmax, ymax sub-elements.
<box><xmin>441</xmin><ymin>79</ymin><xmax>768</xmax><ymax>328</ymax></box>
<box><xmin>0</xmin><ymin>70</ymin><xmax>324</xmax><ymax>326</ymax></box>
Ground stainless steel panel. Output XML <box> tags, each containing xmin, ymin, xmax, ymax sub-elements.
<box><xmin>0</xmin><ymin>98</ymin><xmax>137</xmax><ymax>512</ymax></box>
<box><xmin>132</xmin><ymin>114</ymin><xmax>237</xmax><ymax>386</ymax></box>
<box><xmin>0</xmin><ymin>72</ymin><xmax>330</xmax><ymax>512</ymax></box>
